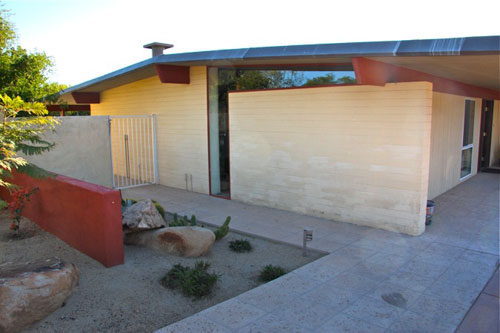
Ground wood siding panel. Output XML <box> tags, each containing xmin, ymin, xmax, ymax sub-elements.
<box><xmin>428</xmin><ymin>92</ymin><xmax>482</xmax><ymax>199</ymax></box>
<box><xmin>229</xmin><ymin>82</ymin><xmax>433</xmax><ymax>235</ymax></box>
<box><xmin>91</xmin><ymin>66</ymin><xmax>209</xmax><ymax>194</ymax></box>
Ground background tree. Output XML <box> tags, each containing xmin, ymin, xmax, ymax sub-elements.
<box><xmin>0</xmin><ymin>3</ymin><xmax>61</xmax><ymax>211</ymax></box>
<box><xmin>0</xmin><ymin>4</ymin><xmax>66</xmax><ymax>103</ymax></box>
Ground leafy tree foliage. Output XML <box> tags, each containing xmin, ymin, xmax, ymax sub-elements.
<box><xmin>0</xmin><ymin>95</ymin><xmax>58</xmax><ymax>189</ymax></box>
<box><xmin>0</xmin><ymin>4</ymin><xmax>66</xmax><ymax>103</ymax></box>
<box><xmin>303</xmin><ymin>73</ymin><xmax>356</xmax><ymax>86</ymax></box>
<box><xmin>0</xmin><ymin>3</ymin><xmax>61</xmax><ymax>197</ymax></box>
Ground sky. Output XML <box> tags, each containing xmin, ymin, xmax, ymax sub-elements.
<box><xmin>3</xmin><ymin>0</ymin><xmax>500</xmax><ymax>86</ymax></box>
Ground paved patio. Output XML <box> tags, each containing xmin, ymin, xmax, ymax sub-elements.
<box><xmin>125</xmin><ymin>173</ymin><xmax>499</xmax><ymax>332</ymax></box>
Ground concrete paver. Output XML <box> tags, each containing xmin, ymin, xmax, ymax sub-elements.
<box><xmin>126</xmin><ymin>173</ymin><xmax>500</xmax><ymax>332</ymax></box>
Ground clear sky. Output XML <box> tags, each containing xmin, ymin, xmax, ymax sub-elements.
<box><xmin>3</xmin><ymin>0</ymin><xmax>499</xmax><ymax>86</ymax></box>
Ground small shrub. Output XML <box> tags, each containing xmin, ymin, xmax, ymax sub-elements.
<box><xmin>229</xmin><ymin>239</ymin><xmax>252</xmax><ymax>253</ymax></box>
<box><xmin>152</xmin><ymin>200</ymin><xmax>166</xmax><ymax>219</ymax></box>
<box><xmin>160</xmin><ymin>263</ymin><xmax>187</xmax><ymax>290</ymax></box>
<box><xmin>169</xmin><ymin>213</ymin><xmax>198</xmax><ymax>227</ymax></box>
<box><xmin>214</xmin><ymin>216</ymin><xmax>231</xmax><ymax>241</ymax></box>
<box><xmin>8</xmin><ymin>187</ymin><xmax>38</xmax><ymax>234</ymax></box>
<box><xmin>160</xmin><ymin>261</ymin><xmax>219</xmax><ymax>298</ymax></box>
<box><xmin>259</xmin><ymin>265</ymin><xmax>286</xmax><ymax>282</ymax></box>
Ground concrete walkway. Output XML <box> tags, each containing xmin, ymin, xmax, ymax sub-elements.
<box><xmin>125</xmin><ymin>173</ymin><xmax>499</xmax><ymax>332</ymax></box>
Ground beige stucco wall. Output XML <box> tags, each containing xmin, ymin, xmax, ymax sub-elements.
<box><xmin>490</xmin><ymin>101</ymin><xmax>500</xmax><ymax>167</ymax></box>
<box><xmin>229</xmin><ymin>82</ymin><xmax>433</xmax><ymax>236</ymax></box>
<box><xmin>91</xmin><ymin>66</ymin><xmax>209</xmax><ymax>194</ymax></box>
<box><xmin>428</xmin><ymin>93</ymin><xmax>482</xmax><ymax>199</ymax></box>
<box><xmin>24</xmin><ymin>116</ymin><xmax>113</xmax><ymax>188</ymax></box>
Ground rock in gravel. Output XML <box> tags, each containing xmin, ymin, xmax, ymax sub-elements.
<box><xmin>0</xmin><ymin>258</ymin><xmax>79</xmax><ymax>332</ymax></box>
<box><xmin>124</xmin><ymin>227</ymin><xmax>215</xmax><ymax>257</ymax></box>
<box><xmin>122</xmin><ymin>199</ymin><xmax>166</xmax><ymax>233</ymax></box>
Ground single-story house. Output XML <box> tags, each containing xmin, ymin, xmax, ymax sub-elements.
<box><xmin>58</xmin><ymin>36</ymin><xmax>500</xmax><ymax>236</ymax></box>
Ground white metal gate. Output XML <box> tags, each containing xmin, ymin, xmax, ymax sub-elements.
<box><xmin>109</xmin><ymin>115</ymin><xmax>158</xmax><ymax>189</ymax></box>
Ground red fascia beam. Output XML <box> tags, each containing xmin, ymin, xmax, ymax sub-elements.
<box><xmin>155</xmin><ymin>64</ymin><xmax>190</xmax><ymax>84</ymax></box>
<box><xmin>352</xmin><ymin>57</ymin><xmax>500</xmax><ymax>100</ymax></box>
<box><xmin>46</xmin><ymin>104</ymin><xmax>91</xmax><ymax>112</ymax></box>
<box><xmin>72</xmin><ymin>92</ymin><xmax>100</xmax><ymax>104</ymax></box>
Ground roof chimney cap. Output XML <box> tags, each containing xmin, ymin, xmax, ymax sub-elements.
<box><xmin>143</xmin><ymin>42</ymin><xmax>174</xmax><ymax>57</ymax></box>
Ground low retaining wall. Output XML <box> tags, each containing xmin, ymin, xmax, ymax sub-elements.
<box><xmin>1</xmin><ymin>171</ymin><xmax>123</xmax><ymax>267</ymax></box>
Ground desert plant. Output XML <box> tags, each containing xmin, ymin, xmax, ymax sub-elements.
<box><xmin>160</xmin><ymin>263</ymin><xmax>188</xmax><ymax>290</ymax></box>
<box><xmin>214</xmin><ymin>216</ymin><xmax>231</xmax><ymax>241</ymax></box>
<box><xmin>259</xmin><ymin>265</ymin><xmax>286</xmax><ymax>282</ymax></box>
<box><xmin>8</xmin><ymin>186</ymin><xmax>38</xmax><ymax>234</ymax></box>
<box><xmin>152</xmin><ymin>200</ymin><xmax>166</xmax><ymax>219</ymax></box>
<box><xmin>170</xmin><ymin>213</ymin><xmax>197</xmax><ymax>227</ymax></box>
<box><xmin>229</xmin><ymin>239</ymin><xmax>252</xmax><ymax>253</ymax></box>
<box><xmin>160</xmin><ymin>261</ymin><xmax>219</xmax><ymax>298</ymax></box>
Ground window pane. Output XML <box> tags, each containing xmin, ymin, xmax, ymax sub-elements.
<box><xmin>461</xmin><ymin>148</ymin><xmax>472</xmax><ymax>178</ymax></box>
<box><xmin>219</xmin><ymin>68</ymin><xmax>356</xmax><ymax>92</ymax></box>
<box><xmin>462</xmin><ymin>100</ymin><xmax>475</xmax><ymax>146</ymax></box>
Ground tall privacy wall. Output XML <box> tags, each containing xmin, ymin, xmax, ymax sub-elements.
<box><xmin>24</xmin><ymin>116</ymin><xmax>113</xmax><ymax>188</ymax></box>
<box><xmin>229</xmin><ymin>82</ymin><xmax>433</xmax><ymax>236</ymax></box>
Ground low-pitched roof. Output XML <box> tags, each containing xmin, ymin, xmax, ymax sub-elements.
<box><xmin>60</xmin><ymin>36</ymin><xmax>500</xmax><ymax>97</ymax></box>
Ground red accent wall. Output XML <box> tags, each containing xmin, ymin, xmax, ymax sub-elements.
<box><xmin>0</xmin><ymin>171</ymin><xmax>124</xmax><ymax>267</ymax></box>
<box><xmin>352</xmin><ymin>57</ymin><xmax>500</xmax><ymax>100</ymax></box>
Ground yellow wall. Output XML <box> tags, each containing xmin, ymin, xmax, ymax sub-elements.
<box><xmin>428</xmin><ymin>93</ymin><xmax>482</xmax><ymax>199</ymax></box>
<box><xmin>490</xmin><ymin>101</ymin><xmax>500</xmax><ymax>167</ymax></box>
<box><xmin>229</xmin><ymin>82</ymin><xmax>433</xmax><ymax>236</ymax></box>
<box><xmin>91</xmin><ymin>66</ymin><xmax>209</xmax><ymax>194</ymax></box>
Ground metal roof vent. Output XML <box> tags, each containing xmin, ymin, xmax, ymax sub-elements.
<box><xmin>143</xmin><ymin>42</ymin><xmax>174</xmax><ymax>57</ymax></box>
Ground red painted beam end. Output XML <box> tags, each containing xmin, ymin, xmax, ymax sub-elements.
<box><xmin>72</xmin><ymin>92</ymin><xmax>100</xmax><ymax>104</ymax></box>
<box><xmin>155</xmin><ymin>64</ymin><xmax>190</xmax><ymax>84</ymax></box>
<box><xmin>352</xmin><ymin>57</ymin><xmax>500</xmax><ymax>100</ymax></box>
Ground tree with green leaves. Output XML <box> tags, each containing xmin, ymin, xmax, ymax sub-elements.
<box><xmin>303</xmin><ymin>73</ymin><xmax>356</xmax><ymax>86</ymax></box>
<box><xmin>0</xmin><ymin>4</ymin><xmax>66</xmax><ymax>103</ymax></box>
<box><xmin>0</xmin><ymin>3</ymin><xmax>61</xmax><ymax>212</ymax></box>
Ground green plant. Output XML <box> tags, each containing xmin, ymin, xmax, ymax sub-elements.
<box><xmin>214</xmin><ymin>216</ymin><xmax>231</xmax><ymax>241</ymax></box>
<box><xmin>169</xmin><ymin>213</ymin><xmax>197</xmax><ymax>227</ymax></box>
<box><xmin>160</xmin><ymin>261</ymin><xmax>219</xmax><ymax>298</ymax></box>
<box><xmin>259</xmin><ymin>265</ymin><xmax>286</xmax><ymax>282</ymax></box>
<box><xmin>152</xmin><ymin>200</ymin><xmax>166</xmax><ymax>219</ymax></box>
<box><xmin>229</xmin><ymin>239</ymin><xmax>252</xmax><ymax>253</ymax></box>
<box><xmin>160</xmin><ymin>263</ymin><xmax>188</xmax><ymax>290</ymax></box>
<box><xmin>0</xmin><ymin>95</ymin><xmax>58</xmax><ymax>199</ymax></box>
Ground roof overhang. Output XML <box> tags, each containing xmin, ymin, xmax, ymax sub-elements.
<box><xmin>59</xmin><ymin>36</ymin><xmax>500</xmax><ymax>103</ymax></box>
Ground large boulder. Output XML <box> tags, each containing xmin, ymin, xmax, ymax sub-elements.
<box><xmin>0</xmin><ymin>258</ymin><xmax>79</xmax><ymax>332</ymax></box>
<box><xmin>122</xmin><ymin>199</ymin><xmax>166</xmax><ymax>233</ymax></box>
<box><xmin>124</xmin><ymin>227</ymin><xmax>215</xmax><ymax>257</ymax></box>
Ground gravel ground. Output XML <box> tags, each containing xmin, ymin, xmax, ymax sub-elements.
<box><xmin>0</xmin><ymin>212</ymin><xmax>323</xmax><ymax>333</ymax></box>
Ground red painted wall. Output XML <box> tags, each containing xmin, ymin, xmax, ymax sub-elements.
<box><xmin>1</xmin><ymin>171</ymin><xmax>124</xmax><ymax>267</ymax></box>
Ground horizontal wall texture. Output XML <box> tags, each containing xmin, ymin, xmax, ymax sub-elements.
<box><xmin>24</xmin><ymin>116</ymin><xmax>113</xmax><ymax>188</ymax></box>
<box><xmin>0</xmin><ymin>171</ymin><xmax>124</xmax><ymax>267</ymax></box>
<box><xmin>91</xmin><ymin>66</ymin><xmax>209</xmax><ymax>194</ymax></box>
<box><xmin>229</xmin><ymin>82</ymin><xmax>433</xmax><ymax>235</ymax></box>
<box><xmin>428</xmin><ymin>93</ymin><xmax>481</xmax><ymax>199</ymax></box>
